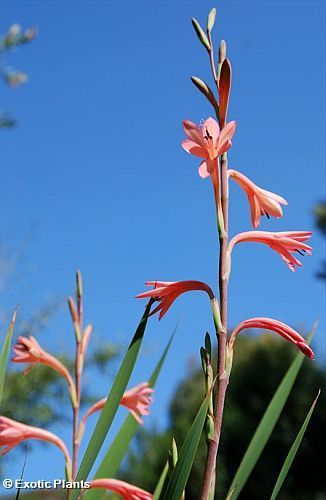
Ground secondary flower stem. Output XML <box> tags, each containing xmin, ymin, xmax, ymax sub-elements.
<box><xmin>72</xmin><ymin>273</ymin><xmax>84</xmax><ymax>483</ymax></box>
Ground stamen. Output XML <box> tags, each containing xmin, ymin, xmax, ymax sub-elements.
<box><xmin>296</xmin><ymin>249</ymin><xmax>304</xmax><ymax>256</ymax></box>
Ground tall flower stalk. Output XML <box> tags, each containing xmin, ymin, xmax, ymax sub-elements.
<box><xmin>138</xmin><ymin>6</ymin><xmax>314</xmax><ymax>499</ymax></box>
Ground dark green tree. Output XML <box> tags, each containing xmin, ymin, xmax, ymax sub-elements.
<box><xmin>122</xmin><ymin>335</ymin><xmax>325</xmax><ymax>499</ymax></box>
<box><xmin>315</xmin><ymin>202</ymin><xmax>326</xmax><ymax>279</ymax></box>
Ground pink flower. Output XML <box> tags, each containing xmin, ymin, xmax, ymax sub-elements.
<box><xmin>228</xmin><ymin>169</ymin><xmax>288</xmax><ymax>228</ymax></box>
<box><xmin>229</xmin><ymin>318</ymin><xmax>314</xmax><ymax>359</ymax></box>
<box><xmin>120</xmin><ymin>382</ymin><xmax>154</xmax><ymax>424</ymax></box>
<box><xmin>80</xmin><ymin>382</ymin><xmax>154</xmax><ymax>432</ymax></box>
<box><xmin>182</xmin><ymin>117</ymin><xmax>236</xmax><ymax>178</ymax></box>
<box><xmin>136</xmin><ymin>280</ymin><xmax>215</xmax><ymax>319</ymax></box>
<box><xmin>228</xmin><ymin>231</ymin><xmax>312</xmax><ymax>271</ymax></box>
<box><xmin>88</xmin><ymin>478</ymin><xmax>152</xmax><ymax>499</ymax></box>
<box><xmin>0</xmin><ymin>416</ymin><xmax>71</xmax><ymax>464</ymax></box>
<box><xmin>12</xmin><ymin>336</ymin><xmax>77</xmax><ymax>404</ymax></box>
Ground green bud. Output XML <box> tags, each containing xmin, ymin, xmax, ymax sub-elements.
<box><xmin>200</xmin><ymin>346</ymin><xmax>207</xmax><ymax>373</ymax></box>
<box><xmin>191</xmin><ymin>18</ymin><xmax>211</xmax><ymax>52</ymax></box>
<box><xmin>207</xmin><ymin>8</ymin><xmax>217</xmax><ymax>32</ymax></box>
<box><xmin>191</xmin><ymin>76</ymin><xmax>219</xmax><ymax>111</ymax></box>
<box><xmin>168</xmin><ymin>438</ymin><xmax>178</xmax><ymax>469</ymax></box>
<box><xmin>205</xmin><ymin>332</ymin><xmax>212</xmax><ymax>358</ymax></box>
<box><xmin>205</xmin><ymin>414</ymin><xmax>215</xmax><ymax>442</ymax></box>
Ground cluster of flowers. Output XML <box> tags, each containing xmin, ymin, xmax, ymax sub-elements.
<box><xmin>1</xmin><ymin>324</ymin><xmax>154</xmax><ymax>498</ymax></box>
<box><xmin>136</xmin><ymin>66</ymin><xmax>314</xmax><ymax>359</ymax></box>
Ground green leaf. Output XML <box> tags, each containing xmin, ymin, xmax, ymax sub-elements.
<box><xmin>153</xmin><ymin>438</ymin><xmax>178</xmax><ymax>500</ymax></box>
<box><xmin>191</xmin><ymin>18</ymin><xmax>211</xmax><ymax>52</ymax></box>
<box><xmin>226</xmin><ymin>326</ymin><xmax>316</xmax><ymax>500</ymax></box>
<box><xmin>84</xmin><ymin>327</ymin><xmax>176</xmax><ymax>500</ymax></box>
<box><xmin>0</xmin><ymin>310</ymin><xmax>17</xmax><ymax>404</ymax></box>
<box><xmin>70</xmin><ymin>301</ymin><xmax>153</xmax><ymax>500</ymax></box>
<box><xmin>270</xmin><ymin>390</ymin><xmax>320</xmax><ymax>500</ymax></box>
<box><xmin>153</xmin><ymin>461</ymin><xmax>169</xmax><ymax>500</ymax></box>
<box><xmin>162</xmin><ymin>392</ymin><xmax>210</xmax><ymax>500</ymax></box>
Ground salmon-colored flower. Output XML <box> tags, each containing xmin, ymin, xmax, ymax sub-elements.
<box><xmin>228</xmin><ymin>169</ymin><xmax>288</xmax><ymax>228</ymax></box>
<box><xmin>80</xmin><ymin>382</ymin><xmax>153</xmax><ymax>435</ymax></box>
<box><xmin>12</xmin><ymin>336</ymin><xmax>77</xmax><ymax>404</ymax></box>
<box><xmin>228</xmin><ymin>231</ymin><xmax>312</xmax><ymax>271</ymax></box>
<box><xmin>88</xmin><ymin>478</ymin><xmax>152</xmax><ymax>499</ymax></box>
<box><xmin>229</xmin><ymin>318</ymin><xmax>314</xmax><ymax>359</ymax></box>
<box><xmin>182</xmin><ymin>117</ymin><xmax>236</xmax><ymax>178</ymax></box>
<box><xmin>136</xmin><ymin>280</ymin><xmax>215</xmax><ymax>319</ymax></box>
<box><xmin>0</xmin><ymin>416</ymin><xmax>71</xmax><ymax>464</ymax></box>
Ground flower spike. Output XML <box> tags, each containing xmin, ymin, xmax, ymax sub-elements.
<box><xmin>229</xmin><ymin>318</ymin><xmax>314</xmax><ymax>359</ymax></box>
<box><xmin>136</xmin><ymin>280</ymin><xmax>215</xmax><ymax>319</ymax></box>
<box><xmin>228</xmin><ymin>231</ymin><xmax>312</xmax><ymax>271</ymax></box>
<box><xmin>228</xmin><ymin>169</ymin><xmax>288</xmax><ymax>228</ymax></box>
<box><xmin>182</xmin><ymin>117</ymin><xmax>236</xmax><ymax>178</ymax></box>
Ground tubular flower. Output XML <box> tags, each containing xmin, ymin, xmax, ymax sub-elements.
<box><xmin>229</xmin><ymin>318</ymin><xmax>314</xmax><ymax>359</ymax></box>
<box><xmin>80</xmin><ymin>382</ymin><xmax>153</xmax><ymax>436</ymax></box>
<box><xmin>12</xmin><ymin>336</ymin><xmax>77</xmax><ymax>405</ymax></box>
<box><xmin>0</xmin><ymin>416</ymin><xmax>71</xmax><ymax>464</ymax></box>
<box><xmin>88</xmin><ymin>479</ymin><xmax>152</xmax><ymax>499</ymax></box>
<box><xmin>136</xmin><ymin>280</ymin><xmax>215</xmax><ymax>319</ymax></box>
<box><xmin>228</xmin><ymin>231</ymin><xmax>312</xmax><ymax>271</ymax></box>
<box><xmin>182</xmin><ymin>117</ymin><xmax>236</xmax><ymax>178</ymax></box>
<box><xmin>228</xmin><ymin>169</ymin><xmax>288</xmax><ymax>228</ymax></box>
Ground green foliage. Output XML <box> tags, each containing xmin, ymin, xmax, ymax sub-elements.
<box><xmin>122</xmin><ymin>335</ymin><xmax>325</xmax><ymax>499</ymax></box>
<box><xmin>71</xmin><ymin>301</ymin><xmax>152</xmax><ymax>500</ymax></box>
<box><xmin>85</xmin><ymin>330</ymin><xmax>175</xmax><ymax>500</ymax></box>
<box><xmin>270</xmin><ymin>391</ymin><xmax>320</xmax><ymax>500</ymax></box>
<box><xmin>227</xmin><ymin>330</ymin><xmax>314</xmax><ymax>499</ymax></box>
<box><xmin>0</xmin><ymin>312</ymin><xmax>16</xmax><ymax>403</ymax></box>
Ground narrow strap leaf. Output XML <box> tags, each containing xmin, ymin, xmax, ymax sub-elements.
<box><xmin>84</xmin><ymin>327</ymin><xmax>176</xmax><ymax>500</ymax></box>
<box><xmin>153</xmin><ymin>461</ymin><xmax>169</xmax><ymax>500</ymax></box>
<box><xmin>270</xmin><ymin>390</ymin><xmax>320</xmax><ymax>500</ymax></box>
<box><xmin>70</xmin><ymin>301</ymin><xmax>152</xmax><ymax>500</ymax></box>
<box><xmin>0</xmin><ymin>309</ymin><xmax>17</xmax><ymax>404</ymax></box>
<box><xmin>162</xmin><ymin>391</ymin><xmax>210</xmax><ymax>500</ymax></box>
<box><xmin>226</xmin><ymin>326</ymin><xmax>316</xmax><ymax>499</ymax></box>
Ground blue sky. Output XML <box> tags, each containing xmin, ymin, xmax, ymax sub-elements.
<box><xmin>1</xmin><ymin>0</ymin><xmax>325</xmax><ymax>491</ymax></box>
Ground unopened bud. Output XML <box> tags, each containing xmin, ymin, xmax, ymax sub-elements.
<box><xmin>191</xmin><ymin>18</ymin><xmax>211</xmax><ymax>52</ymax></box>
<box><xmin>191</xmin><ymin>76</ymin><xmax>219</xmax><ymax>112</ymax></box>
<box><xmin>207</xmin><ymin>8</ymin><xmax>217</xmax><ymax>32</ymax></box>
<box><xmin>205</xmin><ymin>414</ymin><xmax>215</xmax><ymax>442</ymax></box>
<box><xmin>219</xmin><ymin>40</ymin><xmax>227</xmax><ymax>63</ymax></box>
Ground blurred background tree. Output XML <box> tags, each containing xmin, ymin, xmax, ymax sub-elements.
<box><xmin>121</xmin><ymin>335</ymin><xmax>325</xmax><ymax>499</ymax></box>
<box><xmin>315</xmin><ymin>201</ymin><xmax>326</xmax><ymax>280</ymax></box>
<box><xmin>0</xmin><ymin>23</ymin><xmax>36</xmax><ymax>128</ymax></box>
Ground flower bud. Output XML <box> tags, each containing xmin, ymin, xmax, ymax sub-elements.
<box><xmin>191</xmin><ymin>18</ymin><xmax>211</xmax><ymax>52</ymax></box>
<box><xmin>207</xmin><ymin>8</ymin><xmax>217</xmax><ymax>32</ymax></box>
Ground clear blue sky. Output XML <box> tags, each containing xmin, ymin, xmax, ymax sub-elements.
<box><xmin>1</xmin><ymin>0</ymin><xmax>325</xmax><ymax>490</ymax></box>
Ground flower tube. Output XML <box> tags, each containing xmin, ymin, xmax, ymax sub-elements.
<box><xmin>228</xmin><ymin>231</ymin><xmax>312</xmax><ymax>271</ymax></box>
<box><xmin>0</xmin><ymin>416</ymin><xmax>71</xmax><ymax>477</ymax></box>
<box><xmin>87</xmin><ymin>479</ymin><xmax>152</xmax><ymax>499</ymax></box>
<box><xmin>229</xmin><ymin>317</ymin><xmax>314</xmax><ymax>359</ymax></box>
<box><xmin>12</xmin><ymin>336</ymin><xmax>77</xmax><ymax>406</ymax></box>
<box><xmin>228</xmin><ymin>169</ymin><xmax>288</xmax><ymax>228</ymax></box>
<box><xmin>136</xmin><ymin>280</ymin><xmax>215</xmax><ymax>320</ymax></box>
